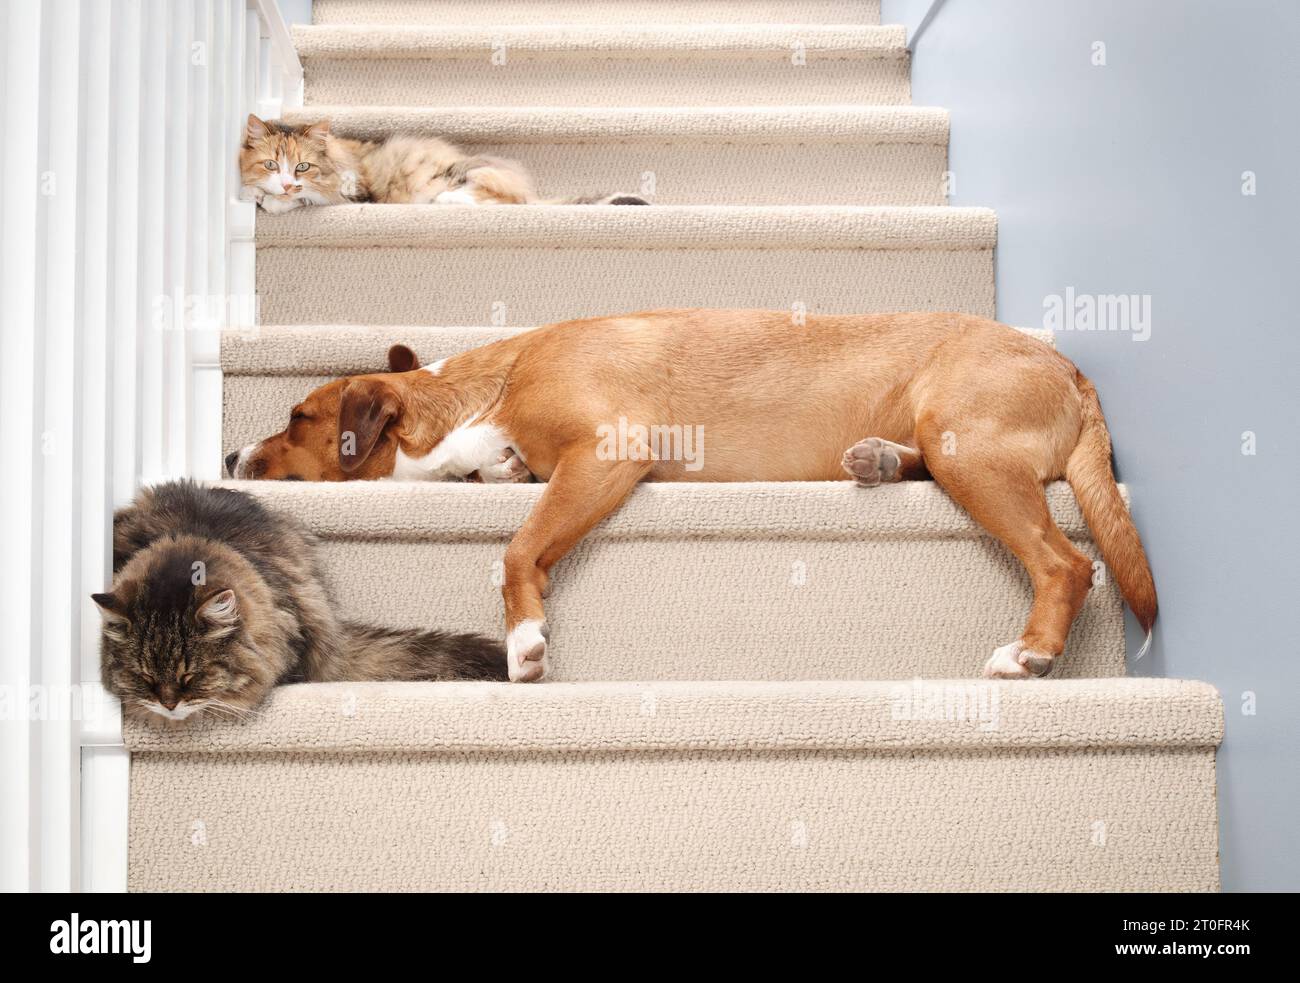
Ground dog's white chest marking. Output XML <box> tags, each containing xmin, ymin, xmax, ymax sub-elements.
<box><xmin>392</xmin><ymin>419</ymin><xmax>514</xmax><ymax>481</ymax></box>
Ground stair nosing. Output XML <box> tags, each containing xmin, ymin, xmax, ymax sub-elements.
<box><xmin>293</xmin><ymin>23</ymin><xmax>909</xmax><ymax>60</ymax></box>
<box><xmin>217</xmin><ymin>478</ymin><xmax>1123</xmax><ymax>544</ymax></box>
<box><xmin>281</xmin><ymin>105</ymin><xmax>949</xmax><ymax>145</ymax></box>
<box><xmin>123</xmin><ymin>677</ymin><xmax>1225</xmax><ymax>755</ymax></box>
<box><xmin>254</xmin><ymin>204</ymin><xmax>996</xmax><ymax>251</ymax></box>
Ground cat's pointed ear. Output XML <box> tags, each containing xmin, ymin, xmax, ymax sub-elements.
<box><xmin>92</xmin><ymin>592</ymin><xmax>129</xmax><ymax>639</ymax></box>
<box><xmin>387</xmin><ymin>344</ymin><xmax>420</xmax><ymax>373</ymax></box>
<box><xmin>246</xmin><ymin>114</ymin><xmax>272</xmax><ymax>142</ymax></box>
<box><xmin>91</xmin><ymin>592</ymin><xmax>126</xmax><ymax>622</ymax></box>
<box><xmin>197</xmin><ymin>589</ymin><xmax>239</xmax><ymax>633</ymax></box>
<box><xmin>338</xmin><ymin>378</ymin><xmax>401</xmax><ymax>474</ymax></box>
<box><xmin>302</xmin><ymin>118</ymin><xmax>331</xmax><ymax>140</ymax></box>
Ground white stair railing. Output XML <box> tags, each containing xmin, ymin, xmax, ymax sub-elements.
<box><xmin>0</xmin><ymin>0</ymin><xmax>300</xmax><ymax>893</ymax></box>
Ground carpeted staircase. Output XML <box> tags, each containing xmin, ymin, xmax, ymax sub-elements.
<box><xmin>125</xmin><ymin>0</ymin><xmax>1222</xmax><ymax>892</ymax></box>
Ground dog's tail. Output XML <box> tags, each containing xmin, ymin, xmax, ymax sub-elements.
<box><xmin>1065</xmin><ymin>371</ymin><xmax>1158</xmax><ymax>648</ymax></box>
<box><xmin>338</xmin><ymin>622</ymin><xmax>508</xmax><ymax>682</ymax></box>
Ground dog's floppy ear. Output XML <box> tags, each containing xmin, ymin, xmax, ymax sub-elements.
<box><xmin>387</xmin><ymin>344</ymin><xmax>420</xmax><ymax>373</ymax></box>
<box><xmin>337</xmin><ymin>377</ymin><xmax>401</xmax><ymax>473</ymax></box>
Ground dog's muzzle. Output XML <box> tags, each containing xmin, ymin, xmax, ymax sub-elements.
<box><xmin>225</xmin><ymin>445</ymin><xmax>255</xmax><ymax>479</ymax></box>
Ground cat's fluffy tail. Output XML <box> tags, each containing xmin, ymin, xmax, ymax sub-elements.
<box><xmin>548</xmin><ymin>193</ymin><xmax>651</xmax><ymax>205</ymax></box>
<box><xmin>338</xmin><ymin>622</ymin><xmax>508</xmax><ymax>682</ymax></box>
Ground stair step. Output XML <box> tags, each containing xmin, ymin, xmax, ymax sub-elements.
<box><xmin>220</xmin><ymin>479</ymin><xmax>1127</xmax><ymax>681</ymax></box>
<box><xmin>283</xmin><ymin>106</ymin><xmax>950</xmax><ymax>206</ymax></box>
<box><xmin>221</xmin><ymin>323</ymin><xmax>1054</xmax><ymax>455</ymax></box>
<box><xmin>124</xmin><ymin>678</ymin><xmax>1223</xmax><ymax>891</ymax></box>
<box><xmin>294</xmin><ymin>24</ymin><xmax>911</xmax><ymax>107</ymax></box>
<box><xmin>255</xmin><ymin>205</ymin><xmax>996</xmax><ymax>325</ymax></box>
<box><xmin>312</xmin><ymin>1</ymin><xmax>883</xmax><ymax>27</ymax></box>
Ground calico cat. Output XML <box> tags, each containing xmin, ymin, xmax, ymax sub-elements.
<box><xmin>241</xmin><ymin>115</ymin><xmax>649</xmax><ymax>214</ymax></box>
<box><xmin>93</xmin><ymin>481</ymin><xmax>506</xmax><ymax>723</ymax></box>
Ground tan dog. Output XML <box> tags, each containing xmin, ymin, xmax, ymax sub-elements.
<box><xmin>229</xmin><ymin>310</ymin><xmax>1157</xmax><ymax>682</ymax></box>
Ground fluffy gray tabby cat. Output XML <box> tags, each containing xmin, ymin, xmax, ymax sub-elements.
<box><xmin>94</xmin><ymin>481</ymin><xmax>505</xmax><ymax>723</ymax></box>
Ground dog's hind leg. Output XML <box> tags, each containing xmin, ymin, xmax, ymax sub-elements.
<box><xmin>914</xmin><ymin>420</ymin><xmax>1094</xmax><ymax>679</ymax></box>
<box><xmin>501</xmin><ymin>446</ymin><xmax>651</xmax><ymax>682</ymax></box>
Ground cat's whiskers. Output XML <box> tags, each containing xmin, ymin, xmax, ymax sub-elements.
<box><xmin>207</xmin><ymin>698</ymin><xmax>264</xmax><ymax>721</ymax></box>
<box><xmin>198</xmin><ymin>702</ymin><xmax>239</xmax><ymax>721</ymax></box>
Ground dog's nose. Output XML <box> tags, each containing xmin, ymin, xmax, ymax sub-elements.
<box><xmin>224</xmin><ymin>450</ymin><xmax>239</xmax><ymax>476</ymax></box>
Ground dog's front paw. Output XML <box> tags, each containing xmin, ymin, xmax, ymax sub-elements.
<box><xmin>842</xmin><ymin>437</ymin><xmax>901</xmax><ymax>487</ymax></box>
<box><xmin>478</xmin><ymin>449</ymin><xmax>532</xmax><ymax>484</ymax></box>
<box><xmin>982</xmin><ymin>639</ymin><xmax>1057</xmax><ymax>679</ymax></box>
<box><xmin>506</xmin><ymin>619</ymin><xmax>549</xmax><ymax>682</ymax></box>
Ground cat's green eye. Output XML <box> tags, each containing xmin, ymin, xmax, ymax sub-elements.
<box><xmin>295</xmin><ymin>162</ymin><xmax>310</xmax><ymax>173</ymax></box>
<box><xmin>263</xmin><ymin>160</ymin><xmax>278</xmax><ymax>171</ymax></box>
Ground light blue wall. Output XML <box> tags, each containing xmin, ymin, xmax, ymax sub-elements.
<box><xmin>279</xmin><ymin>0</ymin><xmax>312</xmax><ymax>25</ymax></box>
<box><xmin>884</xmin><ymin>0</ymin><xmax>1300</xmax><ymax>891</ymax></box>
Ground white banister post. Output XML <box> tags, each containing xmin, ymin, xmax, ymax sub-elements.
<box><xmin>1</xmin><ymin>0</ymin><xmax>298</xmax><ymax>896</ymax></box>
<box><xmin>163</xmin><ymin>0</ymin><xmax>193</xmax><ymax>479</ymax></box>
<box><xmin>38</xmin><ymin>0</ymin><xmax>85</xmax><ymax>894</ymax></box>
<box><xmin>110</xmin><ymin>0</ymin><xmax>144</xmax><ymax>511</ymax></box>
<box><xmin>78</xmin><ymin>0</ymin><xmax>130</xmax><ymax>896</ymax></box>
<box><xmin>137</xmin><ymin>0</ymin><xmax>169</xmax><ymax>486</ymax></box>
<box><xmin>254</xmin><ymin>0</ymin><xmax>304</xmax><ymax>110</ymax></box>
<box><xmin>0</xmin><ymin>0</ymin><xmax>46</xmax><ymax>895</ymax></box>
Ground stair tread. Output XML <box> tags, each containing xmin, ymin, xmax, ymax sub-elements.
<box><xmin>312</xmin><ymin>0</ymin><xmax>884</xmax><ymax>28</ymax></box>
<box><xmin>293</xmin><ymin>23</ymin><xmax>908</xmax><ymax>59</ymax></box>
<box><xmin>282</xmin><ymin>104</ymin><xmax>949</xmax><ymax>144</ymax></box>
<box><xmin>220</xmin><ymin>478</ymin><xmax>1117</xmax><ymax>542</ymax></box>
<box><xmin>123</xmin><ymin>677</ymin><xmax>1224</xmax><ymax>754</ymax></box>
<box><xmin>255</xmin><ymin>204</ymin><xmax>996</xmax><ymax>249</ymax></box>
<box><xmin>296</xmin><ymin>23</ymin><xmax>911</xmax><ymax>107</ymax></box>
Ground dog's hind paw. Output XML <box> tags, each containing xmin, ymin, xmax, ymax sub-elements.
<box><xmin>506</xmin><ymin>620</ymin><xmax>549</xmax><ymax>682</ymax></box>
<box><xmin>841</xmin><ymin>437</ymin><xmax>901</xmax><ymax>487</ymax></box>
<box><xmin>982</xmin><ymin>639</ymin><xmax>1057</xmax><ymax>679</ymax></box>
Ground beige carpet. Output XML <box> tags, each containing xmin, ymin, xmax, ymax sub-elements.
<box><xmin>125</xmin><ymin>0</ymin><xmax>1222</xmax><ymax>891</ymax></box>
<box><xmin>255</xmin><ymin>205</ymin><xmax>996</xmax><ymax>325</ymax></box>
<box><xmin>295</xmin><ymin>25</ymin><xmax>910</xmax><ymax>106</ymax></box>
<box><xmin>125</xmin><ymin>679</ymin><xmax>1221</xmax><ymax>892</ymax></box>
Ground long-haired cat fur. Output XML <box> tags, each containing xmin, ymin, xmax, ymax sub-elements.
<box><xmin>241</xmin><ymin>115</ymin><xmax>648</xmax><ymax>214</ymax></box>
<box><xmin>93</xmin><ymin>481</ymin><xmax>506</xmax><ymax>723</ymax></box>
